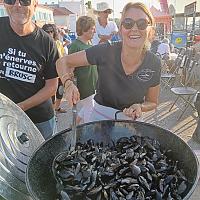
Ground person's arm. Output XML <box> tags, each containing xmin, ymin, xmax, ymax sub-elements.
<box><xmin>63</xmin><ymin>34</ymin><xmax>72</xmax><ymax>47</ymax></box>
<box><xmin>98</xmin><ymin>34</ymin><xmax>112</xmax><ymax>43</ymax></box>
<box><xmin>142</xmin><ymin>84</ymin><xmax>160</xmax><ymax>111</ymax></box>
<box><xmin>17</xmin><ymin>78</ymin><xmax>58</xmax><ymax>111</ymax></box>
<box><xmin>166</xmin><ymin>44</ymin><xmax>171</xmax><ymax>54</ymax></box>
<box><xmin>56</xmin><ymin>50</ymin><xmax>90</xmax><ymax>106</ymax></box>
<box><xmin>63</xmin><ymin>40</ymin><xmax>71</xmax><ymax>47</ymax></box>
<box><xmin>57</xmin><ymin>50</ymin><xmax>89</xmax><ymax>75</ymax></box>
<box><xmin>123</xmin><ymin>85</ymin><xmax>160</xmax><ymax>120</ymax></box>
<box><xmin>113</xmin><ymin>21</ymin><xmax>119</xmax><ymax>33</ymax></box>
<box><xmin>98</xmin><ymin>22</ymin><xmax>119</xmax><ymax>43</ymax></box>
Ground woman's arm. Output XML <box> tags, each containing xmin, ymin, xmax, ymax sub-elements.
<box><xmin>56</xmin><ymin>50</ymin><xmax>90</xmax><ymax>106</ymax></box>
<box><xmin>123</xmin><ymin>85</ymin><xmax>160</xmax><ymax>120</ymax></box>
<box><xmin>142</xmin><ymin>84</ymin><xmax>160</xmax><ymax>112</ymax></box>
<box><xmin>56</xmin><ymin>50</ymin><xmax>89</xmax><ymax>77</ymax></box>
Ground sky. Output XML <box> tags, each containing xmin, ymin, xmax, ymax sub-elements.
<box><xmin>39</xmin><ymin>0</ymin><xmax>197</xmax><ymax>18</ymax></box>
<box><xmin>39</xmin><ymin>0</ymin><xmax>160</xmax><ymax>18</ymax></box>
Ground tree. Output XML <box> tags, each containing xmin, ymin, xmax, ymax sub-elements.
<box><xmin>85</xmin><ymin>1</ymin><xmax>92</xmax><ymax>9</ymax></box>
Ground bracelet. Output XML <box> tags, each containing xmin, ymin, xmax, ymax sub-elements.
<box><xmin>61</xmin><ymin>72</ymin><xmax>74</xmax><ymax>82</ymax></box>
<box><xmin>63</xmin><ymin>78</ymin><xmax>72</xmax><ymax>88</ymax></box>
<box><xmin>64</xmin><ymin>81</ymin><xmax>73</xmax><ymax>93</ymax></box>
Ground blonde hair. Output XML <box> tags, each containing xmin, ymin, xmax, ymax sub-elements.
<box><xmin>76</xmin><ymin>16</ymin><xmax>95</xmax><ymax>36</ymax></box>
<box><xmin>120</xmin><ymin>2</ymin><xmax>155</xmax><ymax>28</ymax></box>
<box><xmin>120</xmin><ymin>2</ymin><xmax>155</xmax><ymax>52</ymax></box>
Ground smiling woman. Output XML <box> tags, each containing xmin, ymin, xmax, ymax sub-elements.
<box><xmin>56</xmin><ymin>2</ymin><xmax>161</xmax><ymax>123</ymax></box>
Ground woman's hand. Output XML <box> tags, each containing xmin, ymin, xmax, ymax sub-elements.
<box><xmin>64</xmin><ymin>81</ymin><xmax>80</xmax><ymax>107</ymax></box>
<box><xmin>123</xmin><ymin>104</ymin><xmax>142</xmax><ymax>120</ymax></box>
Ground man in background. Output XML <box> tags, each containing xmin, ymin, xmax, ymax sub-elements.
<box><xmin>0</xmin><ymin>0</ymin><xmax>59</xmax><ymax>140</ymax></box>
<box><xmin>59</xmin><ymin>28</ymin><xmax>72</xmax><ymax>54</ymax></box>
<box><xmin>157</xmin><ymin>38</ymin><xmax>171</xmax><ymax>59</ymax></box>
<box><xmin>92</xmin><ymin>2</ymin><xmax>118</xmax><ymax>45</ymax></box>
<box><xmin>42</xmin><ymin>23</ymin><xmax>67</xmax><ymax>114</ymax></box>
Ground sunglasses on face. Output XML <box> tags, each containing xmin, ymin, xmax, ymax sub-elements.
<box><xmin>4</xmin><ymin>0</ymin><xmax>31</xmax><ymax>6</ymax></box>
<box><xmin>46</xmin><ymin>30</ymin><xmax>53</xmax><ymax>34</ymax></box>
<box><xmin>102</xmin><ymin>10</ymin><xmax>111</xmax><ymax>14</ymax></box>
<box><xmin>122</xmin><ymin>18</ymin><xmax>150</xmax><ymax>30</ymax></box>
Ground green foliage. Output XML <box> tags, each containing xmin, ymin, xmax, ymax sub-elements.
<box><xmin>85</xmin><ymin>1</ymin><xmax>92</xmax><ymax>9</ymax></box>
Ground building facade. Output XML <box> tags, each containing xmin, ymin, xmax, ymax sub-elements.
<box><xmin>58</xmin><ymin>0</ymin><xmax>86</xmax><ymax>17</ymax></box>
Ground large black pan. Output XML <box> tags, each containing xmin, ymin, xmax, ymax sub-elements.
<box><xmin>26</xmin><ymin>120</ymin><xmax>199</xmax><ymax>200</ymax></box>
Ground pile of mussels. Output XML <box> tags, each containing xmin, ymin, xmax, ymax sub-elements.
<box><xmin>53</xmin><ymin>136</ymin><xmax>190</xmax><ymax>200</ymax></box>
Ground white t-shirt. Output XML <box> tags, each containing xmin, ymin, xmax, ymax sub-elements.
<box><xmin>157</xmin><ymin>43</ymin><xmax>170</xmax><ymax>58</ymax></box>
<box><xmin>92</xmin><ymin>20</ymin><xmax>118</xmax><ymax>45</ymax></box>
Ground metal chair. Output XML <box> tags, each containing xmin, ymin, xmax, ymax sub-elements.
<box><xmin>160</xmin><ymin>48</ymin><xmax>186</xmax><ymax>90</ymax></box>
<box><xmin>168</xmin><ymin>54</ymin><xmax>200</xmax><ymax>120</ymax></box>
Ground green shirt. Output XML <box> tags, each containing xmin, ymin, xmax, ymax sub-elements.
<box><xmin>68</xmin><ymin>39</ymin><xmax>98</xmax><ymax>100</ymax></box>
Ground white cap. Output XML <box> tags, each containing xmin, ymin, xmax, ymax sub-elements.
<box><xmin>94</xmin><ymin>2</ymin><xmax>113</xmax><ymax>13</ymax></box>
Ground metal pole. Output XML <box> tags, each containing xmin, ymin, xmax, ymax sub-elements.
<box><xmin>113</xmin><ymin>0</ymin><xmax>114</xmax><ymax>20</ymax></box>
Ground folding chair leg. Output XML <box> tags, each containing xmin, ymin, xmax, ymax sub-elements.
<box><xmin>153</xmin><ymin>108</ymin><xmax>158</xmax><ymax>125</ymax></box>
<box><xmin>169</xmin><ymin>96</ymin><xmax>179</xmax><ymax>112</ymax></box>
<box><xmin>177</xmin><ymin>103</ymin><xmax>189</xmax><ymax>120</ymax></box>
<box><xmin>162</xmin><ymin>77</ymin><xmax>175</xmax><ymax>90</ymax></box>
<box><xmin>177</xmin><ymin>95</ymin><xmax>197</xmax><ymax>120</ymax></box>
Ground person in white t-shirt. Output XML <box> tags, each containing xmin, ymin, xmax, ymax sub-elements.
<box><xmin>157</xmin><ymin>38</ymin><xmax>171</xmax><ymax>59</ymax></box>
<box><xmin>92</xmin><ymin>2</ymin><xmax>118</xmax><ymax>45</ymax></box>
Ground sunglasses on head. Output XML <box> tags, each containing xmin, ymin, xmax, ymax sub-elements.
<box><xmin>122</xmin><ymin>18</ymin><xmax>150</xmax><ymax>30</ymax></box>
<box><xmin>4</xmin><ymin>0</ymin><xmax>31</xmax><ymax>6</ymax></box>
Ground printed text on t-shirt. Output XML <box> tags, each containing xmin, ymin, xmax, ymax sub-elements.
<box><xmin>0</xmin><ymin>48</ymin><xmax>37</xmax><ymax>83</ymax></box>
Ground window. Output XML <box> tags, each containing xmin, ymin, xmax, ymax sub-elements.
<box><xmin>49</xmin><ymin>14</ymin><xmax>52</xmax><ymax>21</ymax></box>
<box><xmin>0</xmin><ymin>8</ymin><xmax>7</xmax><ymax>17</ymax></box>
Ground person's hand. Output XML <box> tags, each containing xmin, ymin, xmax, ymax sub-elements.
<box><xmin>64</xmin><ymin>81</ymin><xmax>80</xmax><ymax>107</ymax></box>
<box><xmin>17</xmin><ymin>102</ymin><xmax>26</xmax><ymax>111</ymax></box>
<box><xmin>123</xmin><ymin>104</ymin><xmax>142</xmax><ymax>120</ymax></box>
<box><xmin>111</xmin><ymin>31</ymin><xmax>118</xmax><ymax>36</ymax></box>
<box><xmin>98</xmin><ymin>34</ymin><xmax>112</xmax><ymax>43</ymax></box>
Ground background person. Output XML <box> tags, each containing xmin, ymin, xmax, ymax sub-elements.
<box><xmin>59</xmin><ymin>28</ymin><xmax>72</xmax><ymax>54</ymax></box>
<box><xmin>57</xmin><ymin>2</ymin><xmax>161</xmax><ymax>123</ymax></box>
<box><xmin>68</xmin><ymin>16</ymin><xmax>98</xmax><ymax>124</ymax></box>
<box><xmin>42</xmin><ymin>23</ymin><xmax>67</xmax><ymax>113</ymax></box>
<box><xmin>0</xmin><ymin>0</ymin><xmax>59</xmax><ymax>140</ymax></box>
<box><xmin>192</xmin><ymin>40</ymin><xmax>200</xmax><ymax>54</ymax></box>
<box><xmin>92</xmin><ymin>2</ymin><xmax>118</xmax><ymax>45</ymax></box>
<box><xmin>157</xmin><ymin>38</ymin><xmax>171</xmax><ymax>59</ymax></box>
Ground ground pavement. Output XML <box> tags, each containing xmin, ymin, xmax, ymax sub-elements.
<box><xmin>56</xmin><ymin>86</ymin><xmax>200</xmax><ymax>199</ymax></box>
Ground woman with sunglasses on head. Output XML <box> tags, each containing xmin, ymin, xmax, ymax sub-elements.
<box><xmin>42</xmin><ymin>24</ymin><xmax>67</xmax><ymax>114</ymax></box>
<box><xmin>56</xmin><ymin>2</ymin><xmax>161</xmax><ymax>122</ymax></box>
<box><xmin>0</xmin><ymin>0</ymin><xmax>59</xmax><ymax>140</ymax></box>
<box><xmin>92</xmin><ymin>2</ymin><xmax>118</xmax><ymax>45</ymax></box>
